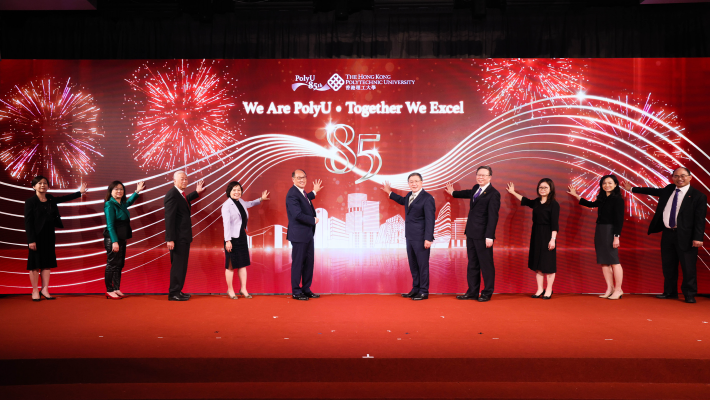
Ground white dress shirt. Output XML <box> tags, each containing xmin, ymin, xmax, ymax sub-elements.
<box><xmin>663</xmin><ymin>184</ymin><xmax>690</xmax><ymax>228</ymax></box>
<box><xmin>294</xmin><ymin>185</ymin><xmax>317</xmax><ymax>224</ymax></box>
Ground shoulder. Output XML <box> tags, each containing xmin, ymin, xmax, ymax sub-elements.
<box><xmin>221</xmin><ymin>198</ymin><xmax>232</xmax><ymax>208</ymax></box>
<box><xmin>165</xmin><ymin>187</ymin><xmax>177</xmax><ymax>197</ymax></box>
<box><xmin>25</xmin><ymin>195</ymin><xmax>38</xmax><ymax>204</ymax></box>
<box><xmin>421</xmin><ymin>190</ymin><xmax>434</xmax><ymax>199</ymax></box>
<box><xmin>688</xmin><ymin>185</ymin><xmax>707</xmax><ymax>200</ymax></box>
<box><xmin>487</xmin><ymin>185</ymin><xmax>500</xmax><ymax>195</ymax></box>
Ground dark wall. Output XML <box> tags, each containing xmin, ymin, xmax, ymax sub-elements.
<box><xmin>1</xmin><ymin>4</ymin><xmax>709</xmax><ymax>59</ymax></box>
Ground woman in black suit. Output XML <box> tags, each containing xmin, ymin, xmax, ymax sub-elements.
<box><xmin>567</xmin><ymin>175</ymin><xmax>625</xmax><ymax>300</ymax></box>
<box><xmin>506</xmin><ymin>178</ymin><xmax>560</xmax><ymax>299</ymax></box>
<box><xmin>24</xmin><ymin>176</ymin><xmax>87</xmax><ymax>301</ymax></box>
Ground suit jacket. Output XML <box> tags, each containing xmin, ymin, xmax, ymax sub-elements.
<box><xmin>221</xmin><ymin>197</ymin><xmax>261</xmax><ymax>241</ymax></box>
<box><xmin>388</xmin><ymin>190</ymin><xmax>436</xmax><ymax>241</ymax></box>
<box><xmin>632</xmin><ymin>184</ymin><xmax>707</xmax><ymax>251</ymax></box>
<box><xmin>24</xmin><ymin>192</ymin><xmax>82</xmax><ymax>244</ymax></box>
<box><xmin>164</xmin><ymin>186</ymin><xmax>199</xmax><ymax>243</ymax></box>
<box><xmin>452</xmin><ymin>184</ymin><xmax>501</xmax><ymax>240</ymax></box>
<box><xmin>286</xmin><ymin>185</ymin><xmax>316</xmax><ymax>243</ymax></box>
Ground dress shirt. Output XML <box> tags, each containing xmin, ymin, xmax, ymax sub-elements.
<box><xmin>175</xmin><ymin>185</ymin><xmax>187</xmax><ymax>201</ymax></box>
<box><xmin>663</xmin><ymin>184</ymin><xmax>690</xmax><ymax>228</ymax></box>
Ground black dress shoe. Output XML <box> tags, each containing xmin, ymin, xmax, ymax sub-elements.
<box><xmin>168</xmin><ymin>295</ymin><xmax>188</xmax><ymax>301</ymax></box>
<box><xmin>303</xmin><ymin>292</ymin><xmax>320</xmax><ymax>299</ymax></box>
<box><xmin>292</xmin><ymin>294</ymin><xmax>309</xmax><ymax>301</ymax></box>
<box><xmin>456</xmin><ymin>294</ymin><xmax>478</xmax><ymax>300</ymax></box>
<box><xmin>477</xmin><ymin>295</ymin><xmax>492</xmax><ymax>302</ymax></box>
<box><xmin>411</xmin><ymin>293</ymin><xmax>428</xmax><ymax>301</ymax></box>
<box><xmin>656</xmin><ymin>293</ymin><xmax>679</xmax><ymax>299</ymax></box>
<box><xmin>685</xmin><ymin>296</ymin><xmax>696</xmax><ymax>303</ymax></box>
<box><xmin>180</xmin><ymin>292</ymin><xmax>191</xmax><ymax>298</ymax></box>
<box><xmin>402</xmin><ymin>290</ymin><xmax>417</xmax><ymax>298</ymax></box>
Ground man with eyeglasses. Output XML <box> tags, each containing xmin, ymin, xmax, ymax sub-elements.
<box><xmin>286</xmin><ymin>169</ymin><xmax>323</xmax><ymax>301</ymax></box>
<box><xmin>622</xmin><ymin>168</ymin><xmax>706</xmax><ymax>303</ymax></box>
<box><xmin>445</xmin><ymin>166</ymin><xmax>501</xmax><ymax>302</ymax></box>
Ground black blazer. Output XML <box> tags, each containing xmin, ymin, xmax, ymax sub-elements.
<box><xmin>389</xmin><ymin>190</ymin><xmax>436</xmax><ymax>241</ymax></box>
<box><xmin>164</xmin><ymin>186</ymin><xmax>199</xmax><ymax>243</ymax></box>
<box><xmin>24</xmin><ymin>192</ymin><xmax>81</xmax><ymax>244</ymax></box>
<box><xmin>285</xmin><ymin>185</ymin><xmax>317</xmax><ymax>243</ymax></box>
<box><xmin>632</xmin><ymin>184</ymin><xmax>707</xmax><ymax>251</ymax></box>
<box><xmin>452</xmin><ymin>184</ymin><xmax>501</xmax><ymax>240</ymax></box>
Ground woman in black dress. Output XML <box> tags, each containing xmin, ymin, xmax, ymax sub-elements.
<box><xmin>24</xmin><ymin>176</ymin><xmax>87</xmax><ymax>301</ymax></box>
<box><xmin>220</xmin><ymin>181</ymin><xmax>270</xmax><ymax>299</ymax></box>
<box><xmin>567</xmin><ymin>175</ymin><xmax>625</xmax><ymax>300</ymax></box>
<box><xmin>506</xmin><ymin>178</ymin><xmax>560</xmax><ymax>299</ymax></box>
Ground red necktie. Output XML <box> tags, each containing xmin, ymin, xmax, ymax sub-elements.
<box><xmin>182</xmin><ymin>191</ymin><xmax>188</xmax><ymax>202</ymax></box>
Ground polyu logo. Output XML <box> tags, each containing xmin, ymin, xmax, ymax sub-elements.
<box><xmin>292</xmin><ymin>73</ymin><xmax>344</xmax><ymax>92</ymax></box>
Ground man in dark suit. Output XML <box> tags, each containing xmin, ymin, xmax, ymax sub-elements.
<box><xmin>286</xmin><ymin>169</ymin><xmax>323</xmax><ymax>301</ymax></box>
<box><xmin>445</xmin><ymin>166</ymin><xmax>501</xmax><ymax>302</ymax></box>
<box><xmin>622</xmin><ymin>167</ymin><xmax>707</xmax><ymax>303</ymax></box>
<box><xmin>164</xmin><ymin>171</ymin><xmax>205</xmax><ymax>301</ymax></box>
<box><xmin>382</xmin><ymin>173</ymin><xmax>436</xmax><ymax>301</ymax></box>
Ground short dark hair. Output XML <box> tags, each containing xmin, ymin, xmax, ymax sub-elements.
<box><xmin>598</xmin><ymin>174</ymin><xmax>621</xmax><ymax>197</ymax></box>
<box><xmin>105</xmin><ymin>181</ymin><xmax>127</xmax><ymax>203</ymax></box>
<box><xmin>407</xmin><ymin>172</ymin><xmax>423</xmax><ymax>181</ymax></box>
<box><xmin>292</xmin><ymin>169</ymin><xmax>307</xmax><ymax>178</ymax></box>
<box><xmin>673</xmin><ymin>167</ymin><xmax>691</xmax><ymax>176</ymax></box>
<box><xmin>477</xmin><ymin>166</ymin><xmax>493</xmax><ymax>176</ymax></box>
<box><xmin>537</xmin><ymin>178</ymin><xmax>556</xmax><ymax>202</ymax></box>
<box><xmin>226</xmin><ymin>181</ymin><xmax>243</xmax><ymax>198</ymax></box>
<box><xmin>31</xmin><ymin>176</ymin><xmax>48</xmax><ymax>190</ymax></box>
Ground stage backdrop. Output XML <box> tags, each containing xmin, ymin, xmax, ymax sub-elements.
<box><xmin>0</xmin><ymin>59</ymin><xmax>709</xmax><ymax>294</ymax></box>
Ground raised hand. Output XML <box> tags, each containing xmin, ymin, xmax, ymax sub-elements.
<box><xmin>79</xmin><ymin>182</ymin><xmax>88</xmax><ymax>194</ymax></box>
<box><xmin>261</xmin><ymin>190</ymin><xmax>270</xmax><ymax>201</ymax></box>
<box><xmin>312</xmin><ymin>179</ymin><xmax>324</xmax><ymax>193</ymax></box>
<box><xmin>505</xmin><ymin>182</ymin><xmax>516</xmax><ymax>194</ymax></box>
<box><xmin>444</xmin><ymin>182</ymin><xmax>455</xmax><ymax>195</ymax></box>
<box><xmin>381</xmin><ymin>181</ymin><xmax>392</xmax><ymax>195</ymax></box>
<box><xmin>196</xmin><ymin>179</ymin><xmax>206</xmax><ymax>194</ymax></box>
<box><xmin>566</xmin><ymin>184</ymin><xmax>581</xmax><ymax>200</ymax></box>
<box><xmin>621</xmin><ymin>181</ymin><xmax>633</xmax><ymax>191</ymax></box>
<box><xmin>136</xmin><ymin>181</ymin><xmax>146</xmax><ymax>193</ymax></box>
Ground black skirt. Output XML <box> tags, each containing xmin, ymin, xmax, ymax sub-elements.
<box><xmin>27</xmin><ymin>224</ymin><xmax>58</xmax><ymax>270</ymax></box>
<box><xmin>528</xmin><ymin>224</ymin><xmax>556</xmax><ymax>274</ymax></box>
<box><xmin>225</xmin><ymin>231</ymin><xmax>250</xmax><ymax>269</ymax></box>
<box><xmin>594</xmin><ymin>224</ymin><xmax>620</xmax><ymax>265</ymax></box>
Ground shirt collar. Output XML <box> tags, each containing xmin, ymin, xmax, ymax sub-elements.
<box><xmin>174</xmin><ymin>185</ymin><xmax>185</xmax><ymax>194</ymax></box>
<box><xmin>411</xmin><ymin>188</ymin><xmax>423</xmax><ymax>197</ymax></box>
<box><xmin>675</xmin><ymin>184</ymin><xmax>691</xmax><ymax>194</ymax></box>
<box><xmin>478</xmin><ymin>183</ymin><xmax>490</xmax><ymax>193</ymax></box>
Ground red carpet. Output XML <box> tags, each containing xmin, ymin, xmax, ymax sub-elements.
<box><xmin>1</xmin><ymin>294</ymin><xmax>709</xmax><ymax>399</ymax></box>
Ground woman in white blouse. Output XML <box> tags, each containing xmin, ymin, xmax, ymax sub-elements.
<box><xmin>221</xmin><ymin>181</ymin><xmax>269</xmax><ymax>299</ymax></box>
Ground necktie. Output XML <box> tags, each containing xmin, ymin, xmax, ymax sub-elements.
<box><xmin>669</xmin><ymin>188</ymin><xmax>680</xmax><ymax>228</ymax></box>
<box><xmin>182</xmin><ymin>191</ymin><xmax>188</xmax><ymax>203</ymax></box>
<box><xmin>408</xmin><ymin>193</ymin><xmax>417</xmax><ymax>206</ymax></box>
<box><xmin>473</xmin><ymin>188</ymin><xmax>482</xmax><ymax>201</ymax></box>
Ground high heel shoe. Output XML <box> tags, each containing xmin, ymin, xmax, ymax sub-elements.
<box><xmin>531</xmin><ymin>291</ymin><xmax>544</xmax><ymax>298</ymax></box>
<box><xmin>39</xmin><ymin>292</ymin><xmax>56</xmax><ymax>300</ymax></box>
<box><xmin>32</xmin><ymin>292</ymin><xmax>41</xmax><ymax>302</ymax></box>
<box><xmin>106</xmin><ymin>293</ymin><xmax>122</xmax><ymax>300</ymax></box>
<box><xmin>542</xmin><ymin>290</ymin><xmax>553</xmax><ymax>300</ymax></box>
<box><xmin>599</xmin><ymin>292</ymin><xmax>613</xmax><ymax>299</ymax></box>
<box><xmin>608</xmin><ymin>291</ymin><xmax>623</xmax><ymax>300</ymax></box>
<box><xmin>228</xmin><ymin>292</ymin><xmax>238</xmax><ymax>300</ymax></box>
<box><xmin>240</xmin><ymin>291</ymin><xmax>253</xmax><ymax>299</ymax></box>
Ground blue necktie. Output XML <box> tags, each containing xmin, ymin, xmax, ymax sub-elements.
<box><xmin>473</xmin><ymin>188</ymin><xmax>482</xmax><ymax>201</ymax></box>
<box><xmin>669</xmin><ymin>189</ymin><xmax>680</xmax><ymax>228</ymax></box>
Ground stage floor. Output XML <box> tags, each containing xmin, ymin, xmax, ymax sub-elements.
<box><xmin>2</xmin><ymin>293</ymin><xmax>709</xmax><ymax>399</ymax></box>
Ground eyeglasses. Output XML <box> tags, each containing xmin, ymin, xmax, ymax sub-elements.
<box><xmin>673</xmin><ymin>174</ymin><xmax>690</xmax><ymax>179</ymax></box>
<box><xmin>112</xmin><ymin>188</ymin><xmax>124</xmax><ymax>191</ymax></box>
<box><xmin>294</xmin><ymin>176</ymin><xmax>307</xmax><ymax>180</ymax></box>
<box><xmin>476</xmin><ymin>174</ymin><xmax>490</xmax><ymax>178</ymax></box>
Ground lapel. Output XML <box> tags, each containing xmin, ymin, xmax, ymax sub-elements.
<box><xmin>109</xmin><ymin>198</ymin><xmax>127</xmax><ymax>218</ymax></box>
<box><xmin>295</xmin><ymin>186</ymin><xmax>313</xmax><ymax>214</ymax></box>
<box><xmin>406</xmin><ymin>191</ymin><xmax>422</xmax><ymax>215</ymax></box>
<box><xmin>676</xmin><ymin>185</ymin><xmax>696</xmax><ymax>216</ymax></box>
<box><xmin>173</xmin><ymin>186</ymin><xmax>190</xmax><ymax>210</ymax></box>
<box><xmin>230</xmin><ymin>198</ymin><xmax>248</xmax><ymax>219</ymax></box>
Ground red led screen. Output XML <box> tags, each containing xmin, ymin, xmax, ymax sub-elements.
<box><xmin>0</xmin><ymin>58</ymin><xmax>708</xmax><ymax>294</ymax></box>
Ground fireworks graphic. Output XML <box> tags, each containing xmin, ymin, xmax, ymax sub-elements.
<box><xmin>477</xmin><ymin>58</ymin><xmax>587</xmax><ymax>115</ymax></box>
<box><xmin>0</xmin><ymin>77</ymin><xmax>103</xmax><ymax>188</ymax></box>
<box><xmin>125</xmin><ymin>60</ymin><xmax>238</xmax><ymax>172</ymax></box>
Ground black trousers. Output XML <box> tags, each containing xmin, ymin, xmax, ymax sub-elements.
<box><xmin>169</xmin><ymin>241</ymin><xmax>191</xmax><ymax>296</ymax></box>
<box><xmin>661</xmin><ymin>229</ymin><xmax>698</xmax><ymax>298</ymax></box>
<box><xmin>290</xmin><ymin>238</ymin><xmax>314</xmax><ymax>295</ymax></box>
<box><xmin>104</xmin><ymin>238</ymin><xmax>127</xmax><ymax>292</ymax></box>
<box><xmin>405</xmin><ymin>239</ymin><xmax>430</xmax><ymax>294</ymax></box>
<box><xmin>466</xmin><ymin>238</ymin><xmax>495</xmax><ymax>296</ymax></box>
